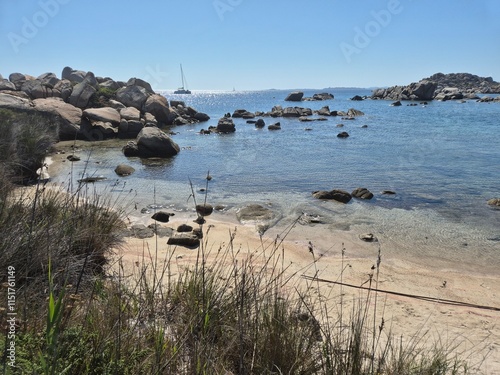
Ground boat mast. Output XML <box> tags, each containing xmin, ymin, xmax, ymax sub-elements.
<box><xmin>180</xmin><ymin>64</ymin><xmax>186</xmax><ymax>89</ymax></box>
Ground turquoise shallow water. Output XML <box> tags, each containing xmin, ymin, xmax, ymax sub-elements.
<box><xmin>52</xmin><ymin>88</ymin><xmax>500</xmax><ymax>274</ymax></box>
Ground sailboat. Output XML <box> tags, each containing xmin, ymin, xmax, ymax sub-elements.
<box><xmin>174</xmin><ymin>64</ymin><xmax>191</xmax><ymax>94</ymax></box>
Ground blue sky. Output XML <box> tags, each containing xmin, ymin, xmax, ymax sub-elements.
<box><xmin>1</xmin><ymin>0</ymin><xmax>500</xmax><ymax>91</ymax></box>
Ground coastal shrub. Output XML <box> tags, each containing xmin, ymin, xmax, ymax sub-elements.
<box><xmin>0</xmin><ymin>186</ymin><xmax>126</xmax><ymax>301</ymax></box>
<box><xmin>0</xmin><ymin>109</ymin><xmax>57</xmax><ymax>183</ymax></box>
<box><xmin>88</xmin><ymin>87</ymin><xmax>117</xmax><ymax>108</ymax></box>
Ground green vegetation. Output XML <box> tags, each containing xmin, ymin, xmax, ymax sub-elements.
<box><xmin>0</xmin><ymin>109</ymin><xmax>57</xmax><ymax>184</ymax></box>
<box><xmin>88</xmin><ymin>87</ymin><xmax>117</xmax><ymax>108</ymax></box>
<box><xmin>0</xmin><ymin>115</ymin><xmax>481</xmax><ymax>374</ymax></box>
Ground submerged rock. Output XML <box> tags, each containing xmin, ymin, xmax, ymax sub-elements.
<box><xmin>337</xmin><ymin>132</ymin><xmax>349</xmax><ymax>138</ymax></box>
<box><xmin>487</xmin><ymin>198</ymin><xmax>500</xmax><ymax>207</ymax></box>
<box><xmin>114</xmin><ymin>164</ymin><xmax>135</xmax><ymax>176</ymax></box>
<box><xmin>237</xmin><ymin>204</ymin><xmax>276</xmax><ymax>223</ymax></box>
<box><xmin>312</xmin><ymin>190</ymin><xmax>352</xmax><ymax>203</ymax></box>
<box><xmin>352</xmin><ymin>187</ymin><xmax>374</xmax><ymax>200</ymax></box>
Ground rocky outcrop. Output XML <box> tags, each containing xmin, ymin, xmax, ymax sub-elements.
<box><xmin>285</xmin><ymin>91</ymin><xmax>334</xmax><ymax>102</ymax></box>
<box><xmin>33</xmin><ymin>98</ymin><xmax>82</xmax><ymax>140</ymax></box>
<box><xmin>0</xmin><ymin>92</ymin><xmax>34</xmax><ymax>112</ymax></box>
<box><xmin>255</xmin><ymin>118</ymin><xmax>265</xmax><ymax>128</ymax></box>
<box><xmin>316</xmin><ymin>106</ymin><xmax>332</xmax><ymax>116</ymax></box>
<box><xmin>350</xmin><ymin>95</ymin><xmax>365</xmax><ymax>101</ymax></box>
<box><xmin>304</xmin><ymin>93</ymin><xmax>334</xmax><ymax>101</ymax></box>
<box><xmin>144</xmin><ymin>94</ymin><xmax>170</xmax><ymax>125</ymax></box>
<box><xmin>216</xmin><ymin>117</ymin><xmax>236</xmax><ymax>133</ymax></box>
<box><xmin>351</xmin><ymin>187</ymin><xmax>374</xmax><ymax>200</ymax></box>
<box><xmin>9</xmin><ymin>73</ymin><xmax>33</xmax><ymax>90</ymax></box>
<box><xmin>232</xmin><ymin>109</ymin><xmax>255</xmax><ymax>119</ymax></box>
<box><xmin>347</xmin><ymin>108</ymin><xmax>364</xmax><ymax>117</ymax></box>
<box><xmin>62</xmin><ymin>66</ymin><xmax>87</xmax><ymax>83</ymax></box>
<box><xmin>69</xmin><ymin>77</ymin><xmax>97</xmax><ymax>108</ymax></box>
<box><xmin>372</xmin><ymin>73</ymin><xmax>500</xmax><ymax>101</ymax></box>
<box><xmin>312</xmin><ymin>189</ymin><xmax>352</xmax><ymax>203</ymax></box>
<box><xmin>282</xmin><ymin>107</ymin><xmax>313</xmax><ymax>117</ymax></box>
<box><xmin>0</xmin><ymin>67</ymin><xmax>198</xmax><ymax>143</ymax></box>
<box><xmin>337</xmin><ymin>132</ymin><xmax>349</xmax><ymax>138</ymax></box>
<box><xmin>126</xmin><ymin>127</ymin><xmax>180</xmax><ymax>158</ymax></box>
<box><xmin>83</xmin><ymin>107</ymin><xmax>121</xmax><ymax>125</ymax></box>
<box><xmin>285</xmin><ymin>91</ymin><xmax>304</xmax><ymax>102</ymax></box>
<box><xmin>434</xmin><ymin>87</ymin><xmax>464</xmax><ymax>101</ymax></box>
<box><xmin>371</xmin><ymin>80</ymin><xmax>437</xmax><ymax>101</ymax></box>
<box><xmin>0</xmin><ymin>79</ymin><xmax>16</xmax><ymax>91</ymax></box>
<box><xmin>428</xmin><ymin>72</ymin><xmax>500</xmax><ymax>94</ymax></box>
<box><xmin>116</xmin><ymin>85</ymin><xmax>149</xmax><ymax>110</ymax></box>
<box><xmin>120</xmin><ymin>107</ymin><xmax>141</xmax><ymax>121</ymax></box>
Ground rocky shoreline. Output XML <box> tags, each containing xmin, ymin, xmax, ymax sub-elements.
<box><xmin>370</xmin><ymin>72</ymin><xmax>500</xmax><ymax>101</ymax></box>
<box><xmin>0</xmin><ymin>67</ymin><xmax>211</xmax><ymax>142</ymax></box>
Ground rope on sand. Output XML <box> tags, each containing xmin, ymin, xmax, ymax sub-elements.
<box><xmin>302</xmin><ymin>275</ymin><xmax>500</xmax><ymax>312</ymax></box>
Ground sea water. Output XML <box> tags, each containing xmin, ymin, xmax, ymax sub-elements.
<box><xmin>52</xmin><ymin>89</ymin><xmax>500</xmax><ymax>274</ymax></box>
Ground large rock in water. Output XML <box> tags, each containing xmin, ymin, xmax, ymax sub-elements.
<box><xmin>371</xmin><ymin>80</ymin><xmax>438</xmax><ymax>101</ymax></box>
<box><xmin>347</xmin><ymin>108</ymin><xmax>364</xmax><ymax>117</ymax></box>
<box><xmin>351</xmin><ymin>187</ymin><xmax>374</xmax><ymax>200</ymax></box>
<box><xmin>312</xmin><ymin>92</ymin><xmax>334</xmax><ymax>101</ymax></box>
<box><xmin>216</xmin><ymin>117</ymin><xmax>236</xmax><ymax>133</ymax></box>
<box><xmin>135</xmin><ymin>126</ymin><xmax>180</xmax><ymax>158</ymax></box>
<box><xmin>312</xmin><ymin>189</ymin><xmax>352</xmax><ymax>203</ymax></box>
<box><xmin>285</xmin><ymin>91</ymin><xmax>304</xmax><ymax>101</ymax></box>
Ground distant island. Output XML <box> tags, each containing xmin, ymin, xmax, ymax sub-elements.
<box><xmin>371</xmin><ymin>72</ymin><xmax>500</xmax><ymax>101</ymax></box>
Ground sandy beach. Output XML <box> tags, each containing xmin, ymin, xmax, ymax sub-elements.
<box><xmin>44</xmin><ymin>140</ymin><xmax>500</xmax><ymax>373</ymax></box>
<box><xmin>111</xmin><ymin>209</ymin><xmax>500</xmax><ymax>374</ymax></box>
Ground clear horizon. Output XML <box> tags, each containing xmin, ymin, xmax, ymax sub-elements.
<box><xmin>1</xmin><ymin>1</ymin><xmax>500</xmax><ymax>91</ymax></box>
